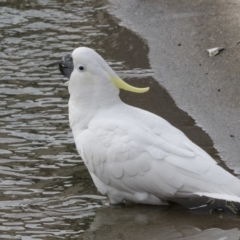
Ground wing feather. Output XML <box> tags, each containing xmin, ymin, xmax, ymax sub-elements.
<box><xmin>74</xmin><ymin>106</ymin><xmax>240</xmax><ymax>202</ymax></box>
<box><xmin>123</xmin><ymin>160</ymin><xmax>138</xmax><ymax>177</ymax></box>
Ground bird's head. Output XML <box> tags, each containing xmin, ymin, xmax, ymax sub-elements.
<box><xmin>47</xmin><ymin>47</ymin><xmax>149</xmax><ymax>96</ymax></box>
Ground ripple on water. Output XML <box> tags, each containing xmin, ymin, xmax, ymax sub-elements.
<box><xmin>1</xmin><ymin>0</ymin><xmax>219</xmax><ymax>239</ymax></box>
<box><xmin>0</xmin><ymin>0</ymin><xmax>117</xmax><ymax>238</ymax></box>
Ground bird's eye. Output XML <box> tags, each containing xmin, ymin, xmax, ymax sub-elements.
<box><xmin>79</xmin><ymin>66</ymin><xmax>85</xmax><ymax>71</ymax></box>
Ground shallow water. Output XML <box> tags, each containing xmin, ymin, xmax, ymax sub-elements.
<box><xmin>0</xmin><ymin>0</ymin><xmax>240</xmax><ymax>239</ymax></box>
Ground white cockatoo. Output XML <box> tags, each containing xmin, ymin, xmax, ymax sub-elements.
<box><xmin>47</xmin><ymin>47</ymin><xmax>240</xmax><ymax>205</ymax></box>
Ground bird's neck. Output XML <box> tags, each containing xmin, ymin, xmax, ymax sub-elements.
<box><xmin>68</xmin><ymin>83</ymin><xmax>121</xmax><ymax>135</ymax></box>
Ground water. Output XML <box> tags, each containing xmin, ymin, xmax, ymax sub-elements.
<box><xmin>0</xmin><ymin>0</ymin><xmax>240</xmax><ymax>239</ymax></box>
<box><xmin>0</xmin><ymin>0</ymin><xmax>110</xmax><ymax>238</ymax></box>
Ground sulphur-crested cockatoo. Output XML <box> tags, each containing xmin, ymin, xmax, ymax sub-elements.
<box><xmin>47</xmin><ymin>47</ymin><xmax>240</xmax><ymax>205</ymax></box>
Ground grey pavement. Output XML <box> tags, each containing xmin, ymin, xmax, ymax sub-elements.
<box><xmin>109</xmin><ymin>0</ymin><xmax>240</xmax><ymax>174</ymax></box>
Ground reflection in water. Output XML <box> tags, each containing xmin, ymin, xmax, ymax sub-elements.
<box><xmin>82</xmin><ymin>205</ymin><xmax>240</xmax><ymax>240</ymax></box>
<box><xmin>0</xmin><ymin>0</ymin><xmax>240</xmax><ymax>239</ymax></box>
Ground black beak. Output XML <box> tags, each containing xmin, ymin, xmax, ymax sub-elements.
<box><xmin>46</xmin><ymin>53</ymin><xmax>73</xmax><ymax>79</ymax></box>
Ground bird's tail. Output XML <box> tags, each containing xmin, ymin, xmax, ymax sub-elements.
<box><xmin>195</xmin><ymin>192</ymin><xmax>240</xmax><ymax>203</ymax></box>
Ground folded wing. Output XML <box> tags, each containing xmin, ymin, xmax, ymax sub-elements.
<box><xmin>76</xmin><ymin>107</ymin><xmax>240</xmax><ymax>203</ymax></box>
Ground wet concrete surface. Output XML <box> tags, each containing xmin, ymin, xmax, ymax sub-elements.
<box><xmin>1</xmin><ymin>0</ymin><xmax>240</xmax><ymax>239</ymax></box>
<box><xmin>109</xmin><ymin>0</ymin><xmax>240</xmax><ymax>174</ymax></box>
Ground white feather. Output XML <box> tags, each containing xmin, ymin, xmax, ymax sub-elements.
<box><xmin>68</xmin><ymin>47</ymin><xmax>240</xmax><ymax>205</ymax></box>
